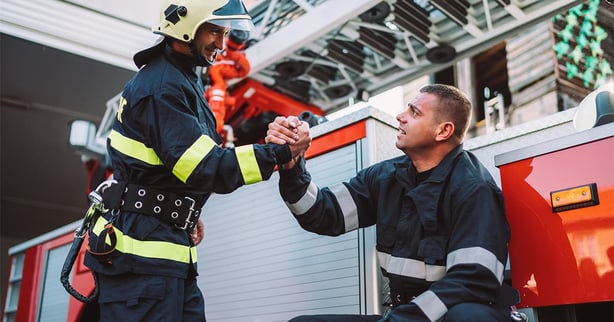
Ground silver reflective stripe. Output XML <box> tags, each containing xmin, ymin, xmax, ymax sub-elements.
<box><xmin>447</xmin><ymin>247</ymin><xmax>504</xmax><ymax>283</ymax></box>
<box><xmin>378</xmin><ymin>251</ymin><xmax>446</xmax><ymax>282</ymax></box>
<box><xmin>285</xmin><ymin>181</ymin><xmax>318</xmax><ymax>215</ymax></box>
<box><xmin>412</xmin><ymin>290</ymin><xmax>447</xmax><ymax>322</ymax></box>
<box><xmin>329</xmin><ymin>184</ymin><xmax>358</xmax><ymax>232</ymax></box>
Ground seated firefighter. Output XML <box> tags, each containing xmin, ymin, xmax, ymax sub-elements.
<box><xmin>266</xmin><ymin>84</ymin><xmax>514</xmax><ymax>322</ymax></box>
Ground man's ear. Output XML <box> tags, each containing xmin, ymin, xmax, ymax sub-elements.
<box><xmin>435</xmin><ymin>122</ymin><xmax>455</xmax><ymax>142</ymax></box>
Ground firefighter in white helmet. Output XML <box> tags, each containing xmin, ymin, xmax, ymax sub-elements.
<box><xmin>83</xmin><ymin>1</ymin><xmax>310</xmax><ymax>321</ymax></box>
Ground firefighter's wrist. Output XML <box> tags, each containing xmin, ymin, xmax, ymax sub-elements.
<box><xmin>280</xmin><ymin>155</ymin><xmax>301</xmax><ymax>170</ymax></box>
<box><xmin>271</xmin><ymin>144</ymin><xmax>293</xmax><ymax>166</ymax></box>
<box><xmin>279</xmin><ymin>156</ymin><xmax>305</xmax><ymax>176</ymax></box>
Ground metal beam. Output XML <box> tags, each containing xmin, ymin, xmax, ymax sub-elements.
<box><xmin>361</xmin><ymin>0</ymin><xmax>584</xmax><ymax>95</ymax></box>
<box><xmin>0</xmin><ymin>0</ymin><xmax>157</xmax><ymax>71</ymax></box>
<box><xmin>246</xmin><ymin>0</ymin><xmax>381</xmax><ymax>75</ymax></box>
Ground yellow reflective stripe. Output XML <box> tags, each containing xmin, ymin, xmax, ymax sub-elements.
<box><xmin>172</xmin><ymin>135</ymin><xmax>217</xmax><ymax>183</ymax></box>
<box><xmin>191</xmin><ymin>246</ymin><xmax>197</xmax><ymax>261</ymax></box>
<box><xmin>92</xmin><ymin>217</ymin><xmax>197</xmax><ymax>264</ymax></box>
<box><xmin>108</xmin><ymin>130</ymin><xmax>163</xmax><ymax>165</ymax></box>
<box><xmin>117</xmin><ymin>96</ymin><xmax>127</xmax><ymax>123</ymax></box>
<box><xmin>235</xmin><ymin>145</ymin><xmax>263</xmax><ymax>184</ymax></box>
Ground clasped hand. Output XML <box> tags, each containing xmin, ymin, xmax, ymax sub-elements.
<box><xmin>265</xmin><ymin>116</ymin><xmax>311</xmax><ymax>169</ymax></box>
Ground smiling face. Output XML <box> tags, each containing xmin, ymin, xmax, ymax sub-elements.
<box><xmin>395</xmin><ymin>92</ymin><xmax>442</xmax><ymax>155</ymax></box>
<box><xmin>191</xmin><ymin>22</ymin><xmax>230</xmax><ymax>62</ymax></box>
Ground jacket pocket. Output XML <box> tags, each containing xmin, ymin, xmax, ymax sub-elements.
<box><xmin>376</xmin><ymin>223</ymin><xmax>397</xmax><ymax>252</ymax></box>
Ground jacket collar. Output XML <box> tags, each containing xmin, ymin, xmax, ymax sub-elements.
<box><xmin>393</xmin><ymin>144</ymin><xmax>464</xmax><ymax>186</ymax></box>
<box><xmin>425</xmin><ymin>144</ymin><xmax>464</xmax><ymax>183</ymax></box>
<box><xmin>394</xmin><ymin>144</ymin><xmax>465</xmax><ymax>232</ymax></box>
<box><xmin>163</xmin><ymin>45</ymin><xmax>200</xmax><ymax>82</ymax></box>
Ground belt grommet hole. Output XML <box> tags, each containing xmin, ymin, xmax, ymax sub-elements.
<box><xmin>175</xmin><ymin>199</ymin><xmax>182</xmax><ymax>207</ymax></box>
<box><xmin>157</xmin><ymin>194</ymin><xmax>165</xmax><ymax>201</ymax></box>
<box><xmin>153</xmin><ymin>206</ymin><xmax>161</xmax><ymax>214</ymax></box>
<box><xmin>171</xmin><ymin>212</ymin><xmax>179</xmax><ymax>219</ymax></box>
<box><xmin>138</xmin><ymin>189</ymin><xmax>146</xmax><ymax>197</ymax></box>
<box><xmin>135</xmin><ymin>201</ymin><xmax>143</xmax><ymax>209</ymax></box>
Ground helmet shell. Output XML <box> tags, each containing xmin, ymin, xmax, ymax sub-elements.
<box><xmin>155</xmin><ymin>0</ymin><xmax>254</xmax><ymax>42</ymax></box>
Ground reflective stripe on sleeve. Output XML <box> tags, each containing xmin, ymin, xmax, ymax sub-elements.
<box><xmin>378</xmin><ymin>251</ymin><xmax>446</xmax><ymax>282</ymax></box>
<box><xmin>286</xmin><ymin>181</ymin><xmax>318</xmax><ymax>215</ymax></box>
<box><xmin>92</xmin><ymin>217</ymin><xmax>197</xmax><ymax>264</ymax></box>
<box><xmin>329</xmin><ymin>184</ymin><xmax>358</xmax><ymax>232</ymax></box>
<box><xmin>447</xmin><ymin>246</ymin><xmax>505</xmax><ymax>283</ymax></box>
<box><xmin>235</xmin><ymin>145</ymin><xmax>263</xmax><ymax>184</ymax></box>
<box><xmin>108</xmin><ymin>130</ymin><xmax>163</xmax><ymax>165</ymax></box>
<box><xmin>173</xmin><ymin>135</ymin><xmax>217</xmax><ymax>183</ymax></box>
<box><xmin>117</xmin><ymin>96</ymin><xmax>127</xmax><ymax>123</ymax></box>
<box><xmin>411</xmin><ymin>290</ymin><xmax>448</xmax><ymax>322</ymax></box>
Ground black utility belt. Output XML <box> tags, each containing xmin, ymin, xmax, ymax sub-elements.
<box><xmin>103</xmin><ymin>182</ymin><xmax>202</xmax><ymax>230</ymax></box>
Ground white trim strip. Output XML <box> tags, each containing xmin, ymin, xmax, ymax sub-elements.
<box><xmin>285</xmin><ymin>181</ymin><xmax>318</xmax><ymax>215</ymax></box>
<box><xmin>412</xmin><ymin>290</ymin><xmax>448</xmax><ymax>322</ymax></box>
<box><xmin>329</xmin><ymin>184</ymin><xmax>359</xmax><ymax>232</ymax></box>
<box><xmin>378</xmin><ymin>251</ymin><xmax>446</xmax><ymax>282</ymax></box>
<box><xmin>447</xmin><ymin>246</ymin><xmax>505</xmax><ymax>283</ymax></box>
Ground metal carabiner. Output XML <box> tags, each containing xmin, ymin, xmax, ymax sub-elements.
<box><xmin>88</xmin><ymin>179</ymin><xmax>118</xmax><ymax>212</ymax></box>
<box><xmin>510</xmin><ymin>305</ymin><xmax>529</xmax><ymax>322</ymax></box>
<box><xmin>73</xmin><ymin>179</ymin><xmax>118</xmax><ymax>238</ymax></box>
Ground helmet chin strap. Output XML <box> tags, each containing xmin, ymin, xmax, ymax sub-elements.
<box><xmin>189</xmin><ymin>42</ymin><xmax>216</xmax><ymax>67</ymax></box>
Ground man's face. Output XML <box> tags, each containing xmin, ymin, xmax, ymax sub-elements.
<box><xmin>192</xmin><ymin>22</ymin><xmax>230</xmax><ymax>62</ymax></box>
<box><xmin>395</xmin><ymin>92</ymin><xmax>441</xmax><ymax>154</ymax></box>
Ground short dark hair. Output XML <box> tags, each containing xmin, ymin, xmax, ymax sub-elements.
<box><xmin>420</xmin><ymin>84</ymin><xmax>472</xmax><ymax>140</ymax></box>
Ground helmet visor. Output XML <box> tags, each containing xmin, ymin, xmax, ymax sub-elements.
<box><xmin>210</xmin><ymin>0</ymin><xmax>254</xmax><ymax>31</ymax></box>
<box><xmin>209</xmin><ymin>18</ymin><xmax>255</xmax><ymax>31</ymax></box>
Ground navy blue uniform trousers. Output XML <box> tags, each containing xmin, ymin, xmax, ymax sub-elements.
<box><xmin>97</xmin><ymin>273</ymin><xmax>205</xmax><ymax>321</ymax></box>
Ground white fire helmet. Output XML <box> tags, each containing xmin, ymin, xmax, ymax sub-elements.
<box><xmin>154</xmin><ymin>0</ymin><xmax>255</xmax><ymax>43</ymax></box>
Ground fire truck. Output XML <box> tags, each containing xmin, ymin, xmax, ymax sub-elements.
<box><xmin>3</xmin><ymin>1</ymin><xmax>613</xmax><ymax>321</ymax></box>
<box><xmin>4</xmin><ymin>82</ymin><xmax>613</xmax><ymax>321</ymax></box>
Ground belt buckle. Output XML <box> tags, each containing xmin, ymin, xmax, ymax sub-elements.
<box><xmin>175</xmin><ymin>196</ymin><xmax>196</xmax><ymax>230</ymax></box>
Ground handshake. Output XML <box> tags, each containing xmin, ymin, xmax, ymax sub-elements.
<box><xmin>265</xmin><ymin>116</ymin><xmax>312</xmax><ymax>169</ymax></box>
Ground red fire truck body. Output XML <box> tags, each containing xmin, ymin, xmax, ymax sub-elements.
<box><xmin>496</xmin><ymin>122</ymin><xmax>614</xmax><ymax>310</ymax></box>
<box><xmin>4</xmin><ymin>226</ymin><xmax>95</xmax><ymax>321</ymax></box>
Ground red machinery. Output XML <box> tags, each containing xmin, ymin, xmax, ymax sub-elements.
<box><xmin>205</xmin><ymin>30</ymin><xmax>252</xmax><ymax>135</ymax></box>
<box><xmin>205</xmin><ymin>30</ymin><xmax>324</xmax><ymax>147</ymax></box>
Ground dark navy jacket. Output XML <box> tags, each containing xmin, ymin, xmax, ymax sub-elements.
<box><xmin>85</xmin><ymin>45</ymin><xmax>291</xmax><ymax>279</ymax></box>
<box><xmin>279</xmin><ymin>144</ymin><xmax>510</xmax><ymax>321</ymax></box>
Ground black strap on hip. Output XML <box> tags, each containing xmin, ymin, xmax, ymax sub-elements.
<box><xmin>86</xmin><ymin>222</ymin><xmax>117</xmax><ymax>263</ymax></box>
<box><xmin>102</xmin><ymin>182</ymin><xmax>203</xmax><ymax>230</ymax></box>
